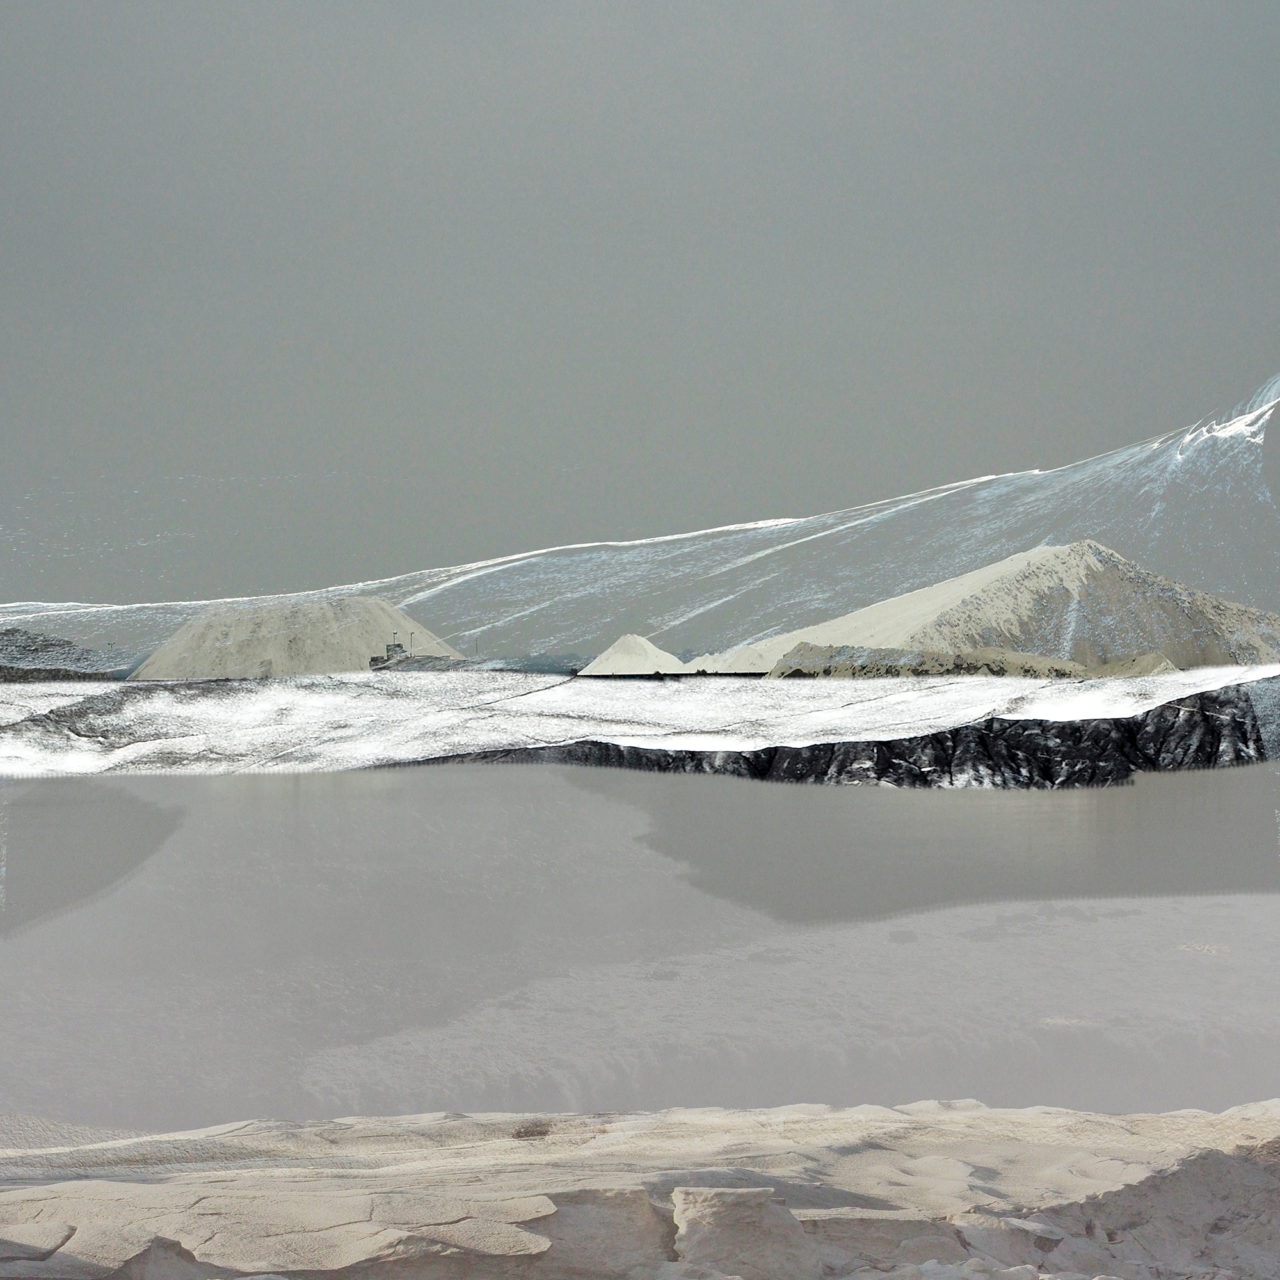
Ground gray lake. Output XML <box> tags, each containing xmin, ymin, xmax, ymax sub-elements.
<box><xmin>3</xmin><ymin>761</ymin><xmax>1280</xmax><ymax>1133</ymax></box>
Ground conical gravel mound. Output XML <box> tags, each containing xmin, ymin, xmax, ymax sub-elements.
<box><xmin>130</xmin><ymin>596</ymin><xmax>462</xmax><ymax>680</ymax></box>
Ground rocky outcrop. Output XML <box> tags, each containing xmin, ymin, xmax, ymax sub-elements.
<box><xmin>768</xmin><ymin>641</ymin><xmax>1177</xmax><ymax>679</ymax></box>
<box><xmin>672</xmin><ymin>1187</ymin><xmax>821</xmax><ymax>1280</ymax></box>
<box><xmin>440</xmin><ymin>685</ymin><xmax>1265</xmax><ymax>787</ymax></box>
<box><xmin>0</xmin><ymin>627</ymin><xmax>126</xmax><ymax>681</ymax></box>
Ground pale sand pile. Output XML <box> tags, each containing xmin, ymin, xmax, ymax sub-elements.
<box><xmin>129</xmin><ymin>595</ymin><xmax>462</xmax><ymax>681</ymax></box>
<box><xmin>2</xmin><ymin>1100</ymin><xmax>1279</xmax><ymax>1278</ymax></box>
<box><xmin>580</xmin><ymin>633</ymin><xmax>690</xmax><ymax>675</ymax></box>
<box><xmin>691</xmin><ymin>540</ymin><xmax>1280</xmax><ymax>674</ymax></box>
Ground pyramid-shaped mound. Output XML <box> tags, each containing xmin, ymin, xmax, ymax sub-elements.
<box><xmin>129</xmin><ymin>596</ymin><xmax>462</xmax><ymax>681</ymax></box>
<box><xmin>696</xmin><ymin>541</ymin><xmax>1280</xmax><ymax>673</ymax></box>
<box><xmin>578</xmin><ymin>634</ymin><xmax>687</xmax><ymax>676</ymax></box>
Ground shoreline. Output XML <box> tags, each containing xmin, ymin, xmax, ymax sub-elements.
<box><xmin>4</xmin><ymin>1098</ymin><xmax>1278</xmax><ymax>1279</ymax></box>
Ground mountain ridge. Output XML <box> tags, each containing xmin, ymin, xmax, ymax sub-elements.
<box><xmin>4</xmin><ymin>379</ymin><xmax>1279</xmax><ymax>663</ymax></box>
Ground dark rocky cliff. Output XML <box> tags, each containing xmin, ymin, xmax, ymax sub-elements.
<box><xmin>434</xmin><ymin>685</ymin><xmax>1265</xmax><ymax>788</ymax></box>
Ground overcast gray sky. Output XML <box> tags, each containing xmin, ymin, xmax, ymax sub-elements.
<box><xmin>3</xmin><ymin>1</ymin><xmax>1280</xmax><ymax>603</ymax></box>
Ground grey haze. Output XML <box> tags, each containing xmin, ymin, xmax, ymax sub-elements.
<box><xmin>3</xmin><ymin>2</ymin><xmax>1280</xmax><ymax>602</ymax></box>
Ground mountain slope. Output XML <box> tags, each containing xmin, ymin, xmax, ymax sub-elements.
<box><xmin>697</xmin><ymin>540</ymin><xmax>1280</xmax><ymax>673</ymax></box>
<box><xmin>4</xmin><ymin>377</ymin><xmax>1280</xmax><ymax>662</ymax></box>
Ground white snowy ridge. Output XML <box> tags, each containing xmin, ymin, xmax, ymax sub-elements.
<box><xmin>0</xmin><ymin>665</ymin><xmax>1276</xmax><ymax>777</ymax></box>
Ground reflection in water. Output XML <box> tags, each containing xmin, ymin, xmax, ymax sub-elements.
<box><xmin>0</xmin><ymin>780</ymin><xmax>181</xmax><ymax>935</ymax></box>
<box><xmin>565</xmin><ymin>763</ymin><xmax>1280</xmax><ymax>922</ymax></box>
<box><xmin>1</xmin><ymin>762</ymin><xmax>1279</xmax><ymax>1130</ymax></box>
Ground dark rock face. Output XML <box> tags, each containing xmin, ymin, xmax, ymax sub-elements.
<box><xmin>772</xmin><ymin>642</ymin><xmax>1090</xmax><ymax>680</ymax></box>
<box><xmin>0</xmin><ymin>627</ymin><xmax>127</xmax><ymax>680</ymax></box>
<box><xmin>0</xmin><ymin>663</ymin><xmax>118</xmax><ymax>682</ymax></box>
<box><xmin>437</xmin><ymin>686</ymin><xmax>1266</xmax><ymax>789</ymax></box>
<box><xmin>1244</xmin><ymin>674</ymin><xmax>1280</xmax><ymax>760</ymax></box>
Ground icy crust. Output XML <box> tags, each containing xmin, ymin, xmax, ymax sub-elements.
<box><xmin>0</xmin><ymin>666</ymin><xmax>1277</xmax><ymax>776</ymax></box>
<box><xmin>1</xmin><ymin>394</ymin><xmax>1277</xmax><ymax>664</ymax></box>
<box><xmin>3</xmin><ymin>1100</ymin><xmax>1280</xmax><ymax>1279</ymax></box>
<box><xmin>767</xmin><ymin>643</ymin><xmax>1177</xmax><ymax>680</ymax></box>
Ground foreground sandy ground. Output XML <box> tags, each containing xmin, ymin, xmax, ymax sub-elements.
<box><xmin>2</xmin><ymin>1100</ymin><xmax>1279</xmax><ymax>1278</ymax></box>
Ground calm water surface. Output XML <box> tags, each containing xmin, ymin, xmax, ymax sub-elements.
<box><xmin>2</xmin><ymin>762</ymin><xmax>1278</xmax><ymax>1131</ymax></box>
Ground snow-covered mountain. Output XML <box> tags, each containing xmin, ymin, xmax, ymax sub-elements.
<box><xmin>693</xmin><ymin>539</ymin><xmax>1280</xmax><ymax>673</ymax></box>
<box><xmin>4</xmin><ymin>376</ymin><xmax>1280</xmax><ymax>663</ymax></box>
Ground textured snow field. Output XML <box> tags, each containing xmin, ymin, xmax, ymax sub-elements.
<box><xmin>2</xmin><ymin>664</ymin><xmax>1278</xmax><ymax>776</ymax></box>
